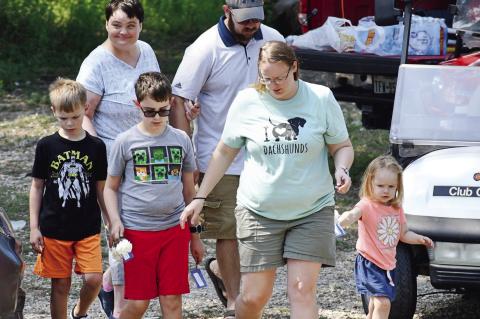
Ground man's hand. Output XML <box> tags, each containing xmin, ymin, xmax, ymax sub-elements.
<box><xmin>185</xmin><ymin>98</ymin><xmax>200</xmax><ymax>121</ymax></box>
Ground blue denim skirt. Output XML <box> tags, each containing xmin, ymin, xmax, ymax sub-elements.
<box><xmin>355</xmin><ymin>254</ymin><xmax>396</xmax><ymax>301</ymax></box>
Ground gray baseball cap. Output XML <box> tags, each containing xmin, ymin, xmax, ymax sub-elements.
<box><xmin>226</xmin><ymin>0</ymin><xmax>264</xmax><ymax>22</ymax></box>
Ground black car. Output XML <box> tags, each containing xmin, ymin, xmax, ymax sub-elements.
<box><xmin>0</xmin><ymin>207</ymin><xmax>24</xmax><ymax>319</ymax></box>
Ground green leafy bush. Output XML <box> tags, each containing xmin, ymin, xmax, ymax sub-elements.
<box><xmin>0</xmin><ymin>0</ymin><xmax>224</xmax><ymax>86</ymax></box>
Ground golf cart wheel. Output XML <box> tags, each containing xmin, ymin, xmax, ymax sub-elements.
<box><xmin>360</xmin><ymin>244</ymin><xmax>417</xmax><ymax>319</ymax></box>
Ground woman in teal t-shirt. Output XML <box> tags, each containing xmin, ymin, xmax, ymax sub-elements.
<box><xmin>180</xmin><ymin>40</ymin><xmax>354</xmax><ymax>318</ymax></box>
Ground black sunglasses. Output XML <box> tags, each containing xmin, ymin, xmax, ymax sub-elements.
<box><xmin>140</xmin><ymin>106</ymin><xmax>171</xmax><ymax>118</ymax></box>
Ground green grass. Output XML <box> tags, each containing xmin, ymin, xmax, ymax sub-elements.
<box><xmin>0</xmin><ymin>113</ymin><xmax>55</xmax><ymax>145</ymax></box>
<box><xmin>341</xmin><ymin>104</ymin><xmax>390</xmax><ymax>182</ymax></box>
<box><xmin>0</xmin><ymin>87</ymin><xmax>55</xmax><ymax>149</ymax></box>
<box><xmin>0</xmin><ymin>89</ymin><xmax>53</xmax><ymax>223</ymax></box>
<box><xmin>329</xmin><ymin>103</ymin><xmax>389</xmax><ymax>211</ymax></box>
<box><xmin>0</xmin><ymin>186</ymin><xmax>29</xmax><ymax>221</ymax></box>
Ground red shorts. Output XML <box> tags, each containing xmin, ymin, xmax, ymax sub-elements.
<box><xmin>123</xmin><ymin>225</ymin><xmax>191</xmax><ymax>299</ymax></box>
<box><xmin>33</xmin><ymin>234</ymin><xmax>102</xmax><ymax>278</ymax></box>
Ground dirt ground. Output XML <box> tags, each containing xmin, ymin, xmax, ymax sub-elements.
<box><xmin>1</xmin><ymin>89</ymin><xmax>480</xmax><ymax>318</ymax></box>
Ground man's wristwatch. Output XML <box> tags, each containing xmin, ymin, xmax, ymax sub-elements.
<box><xmin>190</xmin><ymin>224</ymin><xmax>206</xmax><ymax>233</ymax></box>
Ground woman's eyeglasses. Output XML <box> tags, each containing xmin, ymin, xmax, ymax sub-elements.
<box><xmin>259</xmin><ymin>66</ymin><xmax>292</xmax><ymax>85</ymax></box>
<box><xmin>140</xmin><ymin>106</ymin><xmax>171</xmax><ymax>118</ymax></box>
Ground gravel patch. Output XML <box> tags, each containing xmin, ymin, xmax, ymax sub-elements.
<box><xmin>16</xmin><ymin>232</ymin><xmax>480</xmax><ymax>319</ymax></box>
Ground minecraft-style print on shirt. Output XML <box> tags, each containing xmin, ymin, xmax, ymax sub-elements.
<box><xmin>131</xmin><ymin>146</ymin><xmax>184</xmax><ymax>184</ymax></box>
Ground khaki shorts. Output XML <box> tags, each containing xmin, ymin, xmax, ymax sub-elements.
<box><xmin>235</xmin><ymin>206</ymin><xmax>336</xmax><ymax>273</ymax></box>
<box><xmin>199</xmin><ymin>174</ymin><xmax>239</xmax><ymax>240</ymax></box>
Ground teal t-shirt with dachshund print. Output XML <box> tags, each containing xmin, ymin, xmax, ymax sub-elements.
<box><xmin>222</xmin><ymin>80</ymin><xmax>349</xmax><ymax>220</ymax></box>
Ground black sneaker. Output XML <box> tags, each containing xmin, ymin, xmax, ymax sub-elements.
<box><xmin>97</xmin><ymin>287</ymin><xmax>114</xmax><ymax>317</ymax></box>
<box><xmin>70</xmin><ymin>306</ymin><xmax>88</xmax><ymax>319</ymax></box>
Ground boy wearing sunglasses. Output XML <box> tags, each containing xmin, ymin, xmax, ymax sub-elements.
<box><xmin>104</xmin><ymin>72</ymin><xmax>204</xmax><ymax>318</ymax></box>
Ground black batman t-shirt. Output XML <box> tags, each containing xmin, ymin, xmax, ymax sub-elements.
<box><xmin>31</xmin><ymin>132</ymin><xmax>107</xmax><ymax>241</ymax></box>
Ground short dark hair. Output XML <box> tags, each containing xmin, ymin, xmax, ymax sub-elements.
<box><xmin>135</xmin><ymin>72</ymin><xmax>172</xmax><ymax>102</ymax></box>
<box><xmin>106</xmin><ymin>0</ymin><xmax>144</xmax><ymax>23</ymax></box>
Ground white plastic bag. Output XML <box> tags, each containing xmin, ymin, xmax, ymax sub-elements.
<box><xmin>324</xmin><ymin>17</ymin><xmax>356</xmax><ymax>52</ymax></box>
<box><xmin>353</xmin><ymin>15</ymin><xmax>448</xmax><ymax>56</ymax></box>
<box><xmin>408</xmin><ymin>15</ymin><xmax>448</xmax><ymax>55</ymax></box>
<box><xmin>291</xmin><ymin>17</ymin><xmax>355</xmax><ymax>52</ymax></box>
<box><xmin>353</xmin><ymin>16</ymin><xmax>387</xmax><ymax>54</ymax></box>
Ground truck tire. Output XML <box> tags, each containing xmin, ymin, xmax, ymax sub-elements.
<box><xmin>361</xmin><ymin>244</ymin><xmax>417</xmax><ymax>318</ymax></box>
<box><xmin>358</xmin><ymin>104</ymin><xmax>393</xmax><ymax>130</ymax></box>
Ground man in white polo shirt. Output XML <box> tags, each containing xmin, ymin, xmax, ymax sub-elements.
<box><xmin>170</xmin><ymin>0</ymin><xmax>283</xmax><ymax>316</ymax></box>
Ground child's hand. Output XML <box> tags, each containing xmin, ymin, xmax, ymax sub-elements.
<box><xmin>109</xmin><ymin>220</ymin><xmax>124</xmax><ymax>247</ymax></box>
<box><xmin>179</xmin><ymin>199</ymin><xmax>204</xmax><ymax>229</ymax></box>
<box><xmin>112</xmin><ymin>238</ymin><xmax>133</xmax><ymax>261</ymax></box>
<box><xmin>335</xmin><ymin>207</ymin><xmax>362</xmax><ymax>229</ymax></box>
<box><xmin>190</xmin><ymin>235</ymin><xmax>205</xmax><ymax>265</ymax></box>
<box><xmin>29</xmin><ymin>228</ymin><xmax>44</xmax><ymax>254</ymax></box>
<box><xmin>334</xmin><ymin>209</ymin><xmax>340</xmax><ymax>223</ymax></box>
<box><xmin>420</xmin><ymin>235</ymin><xmax>434</xmax><ymax>248</ymax></box>
<box><xmin>333</xmin><ymin>209</ymin><xmax>347</xmax><ymax>237</ymax></box>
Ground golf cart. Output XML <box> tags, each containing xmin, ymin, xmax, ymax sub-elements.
<box><xmin>361</xmin><ymin>1</ymin><xmax>480</xmax><ymax>318</ymax></box>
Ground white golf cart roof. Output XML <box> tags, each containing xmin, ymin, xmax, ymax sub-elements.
<box><xmin>390</xmin><ymin>64</ymin><xmax>480</xmax><ymax>147</ymax></box>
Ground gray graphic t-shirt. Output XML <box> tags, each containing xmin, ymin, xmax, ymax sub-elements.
<box><xmin>108</xmin><ymin>125</ymin><xmax>196</xmax><ymax>231</ymax></box>
<box><xmin>76</xmin><ymin>40</ymin><xmax>160</xmax><ymax>154</ymax></box>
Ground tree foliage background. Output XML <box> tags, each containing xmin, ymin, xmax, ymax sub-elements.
<box><xmin>0</xmin><ymin>0</ymin><xmax>231</xmax><ymax>88</ymax></box>
<box><xmin>0</xmin><ymin>0</ymin><xmax>386</xmax><ymax>196</ymax></box>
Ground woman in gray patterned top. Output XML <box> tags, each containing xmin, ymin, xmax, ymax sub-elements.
<box><xmin>77</xmin><ymin>0</ymin><xmax>160</xmax><ymax>155</ymax></box>
<box><xmin>76</xmin><ymin>1</ymin><xmax>160</xmax><ymax>318</ymax></box>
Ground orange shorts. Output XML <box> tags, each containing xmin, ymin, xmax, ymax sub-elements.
<box><xmin>33</xmin><ymin>234</ymin><xmax>102</xmax><ymax>278</ymax></box>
